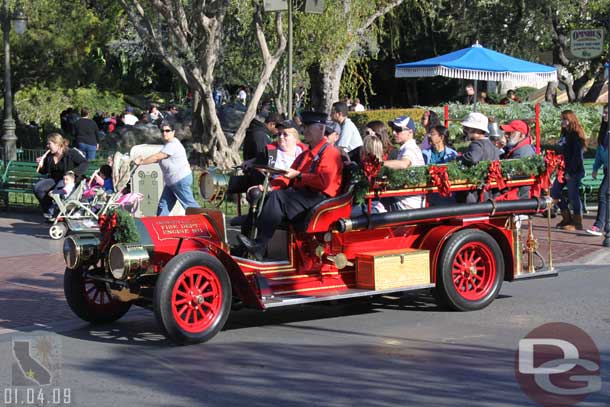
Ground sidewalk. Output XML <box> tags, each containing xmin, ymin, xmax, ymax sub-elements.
<box><xmin>0</xmin><ymin>210</ymin><xmax>608</xmax><ymax>334</ymax></box>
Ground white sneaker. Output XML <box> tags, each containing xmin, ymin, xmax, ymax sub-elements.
<box><xmin>586</xmin><ymin>226</ymin><xmax>603</xmax><ymax>236</ymax></box>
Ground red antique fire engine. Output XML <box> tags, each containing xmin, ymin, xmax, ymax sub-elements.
<box><xmin>62</xmin><ymin>161</ymin><xmax>557</xmax><ymax>344</ymax></box>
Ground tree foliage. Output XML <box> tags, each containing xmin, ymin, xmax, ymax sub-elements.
<box><xmin>9</xmin><ymin>0</ymin><xmax>123</xmax><ymax>90</ymax></box>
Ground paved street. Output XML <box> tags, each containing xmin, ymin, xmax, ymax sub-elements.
<box><xmin>0</xmin><ymin>211</ymin><xmax>608</xmax><ymax>406</ymax></box>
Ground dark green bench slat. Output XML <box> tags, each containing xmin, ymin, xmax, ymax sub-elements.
<box><xmin>579</xmin><ymin>158</ymin><xmax>603</xmax><ymax>213</ymax></box>
<box><xmin>0</xmin><ymin>161</ymin><xmax>45</xmax><ymax>209</ymax></box>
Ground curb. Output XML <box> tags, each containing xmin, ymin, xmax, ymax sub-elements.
<box><xmin>558</xmin><ymin>246</ymin><xmax>610</xmax><ymax>266</ymax></box>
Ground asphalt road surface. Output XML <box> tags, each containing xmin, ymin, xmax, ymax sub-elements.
<box><xmin>0</xmin><ymin>265</ymin><xmax>608</xmax><ymax>407</ymax></box>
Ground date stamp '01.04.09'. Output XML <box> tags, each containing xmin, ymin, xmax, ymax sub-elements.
<box><xmin>2</xmin><ymin>335</ymin><xmax>72</xmax><ymax>406</ymax></box>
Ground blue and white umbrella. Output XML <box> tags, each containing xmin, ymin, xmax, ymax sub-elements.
<box><xmin>395</xmin><ymin>43</ymin><xmax>557</xmax><ymax>109</ymax></box>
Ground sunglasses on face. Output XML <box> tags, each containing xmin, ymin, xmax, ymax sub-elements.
<box><xmin>162</xmin><ymin>128</ymin><xmax>173</xmax><ymax>133</ymax></box>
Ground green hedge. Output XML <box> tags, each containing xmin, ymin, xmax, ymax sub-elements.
<box><xmin>349</xmin><ymin>108</ymin><xmax>427</xmax><ymax>140</ymax></box>
<box><xmin>349</xmin><ymin>102</ymin><xmax>604</xmax><ymax>147</ymax></box>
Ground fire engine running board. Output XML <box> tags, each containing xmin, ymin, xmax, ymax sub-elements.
<box><xmin>262</xmin><ymin>284</ymin><xmax>435</xmax><ymax>308</ymax></box>
<box><xmin>512</xmin><ymin>268</ymin><xmax>557</xmax><ymax>281</ymax></box>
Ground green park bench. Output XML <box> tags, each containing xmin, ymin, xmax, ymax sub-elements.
<box><xmin>0</xmin><ymin>161</ymin><xmax>44</xmax><ymax>209</ymax></box>
<box><xmin>0</xmin><ymin>161</ymin><xmax>98</xmax><ymax>210</ymax></box>
<box><xmin>580</xmin><ymin>158</ymin><xmax>602</xmax><ymax>214</ymax></box>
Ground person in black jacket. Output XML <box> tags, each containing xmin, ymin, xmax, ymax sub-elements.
<box><xmin>229</xmin><ymin>113</ymin><xmax>282</xmax><ymax>194</ymax></box>
<box><xmin>457</xmin><ymin>112</ymin><xmax>500</xmax><ymax>203</ymax></box>
<box><xmin>74</xmin><ymin>108</ymin><xmax>100</xmax><ymax>160</ymax></box>
<box><xmin>243</xmin><ymin>112</ymin><xmax>281</xmax><ymax>161</ymax></box>
<box><xmin>551</xmin><ymin>110</ymin><xmax>588</xmax><ymax>230</ymax></box>
<box><xmin>34</xmin><ymin>133</ymin><xmax>89</xmax><ymax>219</ymax></box>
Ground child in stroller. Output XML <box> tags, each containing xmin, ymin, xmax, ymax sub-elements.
<box><xmin>48</xmin><ymin>152</ymin><xmax>142</xmax><ymax>240</ymax></box>
<box><xmin>46</xmin><ymin>171</ymin><xmax>77</xmax><ymax>219</ymax></box>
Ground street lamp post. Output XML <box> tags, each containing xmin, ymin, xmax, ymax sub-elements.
<box><xmin>1</xmin><ymin>0</ymin><xmax>26</xmax><ymax>162</ymax></box>
<box><xmin>598</xmin><ymin>11</ymin><xmax>610</xmax><ymax>247</ymax></box>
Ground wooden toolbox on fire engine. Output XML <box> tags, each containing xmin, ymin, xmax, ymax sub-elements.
<box><xmin>356</xmin><ymin>248</ymin><xmax>431</xmax><ymax>290</ymax></box>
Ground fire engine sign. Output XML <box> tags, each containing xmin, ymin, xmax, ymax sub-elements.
<box><xmin>570</xmin><ymin>29</ymin><xmax>604</xmax><ymax>59</ymax></box>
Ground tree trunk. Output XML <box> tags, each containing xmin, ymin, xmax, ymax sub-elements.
<box><xmin>573</xmin><ymin>74</ymin><xmax>593</xmax><ymax>101</ymax></box>
<box><xmin>405</xmin><ymin>80</ymin><xmax>419</xmax><ymax>106</ymax></box>
<box><xmin>193</xmin><ymin>81</ymin><xmax>240</xmax><ymax>169</ymax></box>
<box><xmin>309</xmin><ymin>55</ymin><xmax>349</xmax><ymax>114</ymax></box>
<box><xmin>545</xmin><ymin>81</ymin><xmax>558</xmax><ymax>105</ymax></box>
<box><xmin>582</xmin><ymin>77</ymin><xmax>606</xmax><ymax>103</ymax></box>
<box><xmin>229</xmin><ymin>7</ymin><xmax>286</xmax><ymax>155</ymax></box>
<box><xmin>191</xmin><ymin>89</ymin><xmax>204</xmax><ymax>143</ymax></box>
<box><xmin>271</xmin><ymin>66</ymin><xmax>288</xmax><ymax>116</ymax></box>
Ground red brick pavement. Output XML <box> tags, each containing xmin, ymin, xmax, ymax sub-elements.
<box><xmin>529</xmin><ymin>212</ymin><xmax>609</xmax><ymax>265</ymax></box>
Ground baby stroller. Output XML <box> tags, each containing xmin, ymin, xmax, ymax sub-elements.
<box><xmin>48</xmin><ymin>152</ymin><xmax>142</xmax><ymax>239</ymax></box>
<box><xmin>47</xmin><ymin>179</ymin><xmax>92</xmax><ymax>239</ymax></box>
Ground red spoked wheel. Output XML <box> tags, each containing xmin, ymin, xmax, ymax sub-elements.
<box><xmin>64</xmin><ymin>267</ymin><xmax>132</xmax><ymax>323</ymax></box>
<box><xmin>171</xmin><ymin>266</ymin><xmax>223</xmax><ymax>333</ymax></box>
<box><xmin>451</xmin><ymin>242</ymin><xmax>496</xmax><ymax>301</ymax></box>
<box><xmin>435</xmin><ymin>229</ymin><xmax>504</xmax><ymax>311</ymax></box>
<box><xmin>154</xmin><ymin>252</ymin><xmax>231</xmax><ymax>345</ymax></box>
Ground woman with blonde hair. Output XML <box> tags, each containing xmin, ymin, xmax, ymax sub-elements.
<box><xmin>360</xmin><ymin>134</ymin><xmax>384</xmax><ymax>161</ymax></box>
<box><xmin>351</xmin><ymin>134</ymin><xmax>387</xmax><ymax>216</ymax></box>
<box><xmin>363</xmin><ymin>120</ymin><xmax>394</xmax><ymax>159</ymax></box>
<box><xmin>551</xmin><ymin>110</ymin><xmax>588</xmax><ymax>230</ymax></box>
<box><xmin>34</xmin><ymin>133</ymin><xmax>89</xmax><ymax>219</ymax></box>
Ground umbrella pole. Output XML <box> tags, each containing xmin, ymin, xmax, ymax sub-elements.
<box><xmin>473</xmin><ymin>79</ymin><xmax>478</xmax><ymax>112</ymax></box>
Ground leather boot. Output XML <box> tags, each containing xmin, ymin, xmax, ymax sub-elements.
<box><xmin>563</xmin><ymin>215</ymin><xmax>583</xmax><ymax>231</ymax></box>
<box><xmin>555</xmin><ymin>210</ymin><xmax>572</xmax><ymax>228</ymax></box>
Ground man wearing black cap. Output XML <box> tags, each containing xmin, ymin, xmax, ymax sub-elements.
<box><xmin>238</xmin><ymin>111</ymin><xmax>344</xmax><ymax>260</ymax></box>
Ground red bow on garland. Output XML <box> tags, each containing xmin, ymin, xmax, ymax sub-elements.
<box><xmin>428</xmin><ymin>166</ymin><xmax>451</xmax><ymax>197</ymax></box>
<box><xmin>543</xmin><ymin>150</ymin><xmax>565</xmax><ymax>186</ymax></box>
<box><xmin>98</xmin><ymin>212</ymin><xmax>118</xmax><ymax>251</ymax></box>
<box><xmin>485</xmin><ymin>160</ymin><xmax>506</xmax><ymax>191</ymax></box>
<box><xmin>362</xmin><ymin>154</ymin><xmax>382</xmax><ymax>180</ymax></box>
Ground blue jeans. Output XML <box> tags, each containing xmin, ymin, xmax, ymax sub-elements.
<box><xmin>78</xmin><ymin>142</ymin><xmax>97</xmax><ymax>160</ymax></box>
<box><xmin>551</xmin><ymin>173</ymin><xmax>584</xmax><ymax>215</ymax></box>
<box><xmin>157</xmin><ymin>174</ymin><xmax>200</xmax><ymax>216</ymax></box>
<box><xmin>594</xmin><ymin>170</ymin><xmax>609</xmax><ymax>230</ymax></box>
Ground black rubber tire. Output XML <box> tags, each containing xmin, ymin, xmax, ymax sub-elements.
<box><xmin>64</xmin><ymin>267</ymin><xmax>132</xmax><ymax>323</ymax></box>
<box><xmin>435</xmin><ymin>229</ymin><xmax>504</xmax><ymax>311</ymax></box>
<box><xmin>153</xmin><ymin>252</ymin><xmax>232</xmax><ymax>345</ymax></box>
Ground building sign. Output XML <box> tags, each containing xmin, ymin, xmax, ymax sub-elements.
<box><xmin>263</xmin><ymin>0</ymin><xmax>288</xmax><ymax>12</ymax></box>
<box><xmin>570</xmin><ymin>29</ymin><xmax>604</xmax><ymax>59</ymax></box>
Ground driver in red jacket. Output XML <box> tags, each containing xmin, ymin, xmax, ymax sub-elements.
<box><xmin>238</xmin><ymin>111</ymin><xmax>344</xmax><ymax>260</ymax></box>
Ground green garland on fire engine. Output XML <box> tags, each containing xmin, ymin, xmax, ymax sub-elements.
<box><xmin>106</xmin><ymin>208</ymin><xmax>141</xmax><ymax>244</ymax></box>
<box><xmin>352</xmin><ymin>155</ymin><xmax>546</xmax><ymax>204</ymax></box>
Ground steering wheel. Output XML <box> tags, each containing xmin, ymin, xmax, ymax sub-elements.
<box><xmin>252</xmin><ymin>164</ymin><xmax>288</xmax><ymax>176</ymax></box>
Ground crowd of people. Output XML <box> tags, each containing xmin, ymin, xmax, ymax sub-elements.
<box><xmin>233</xmin><ymin>98</ymin><xmax>591</xmax><ymax>259</ymax></box>
<box><xmin>34</xmin><ymin>104</ymin><xmax>195</xmax><ymax>221</ymax></box>
<box><xmin>59</xmin><ymin>104</ymin><xmax>183</xmax><ymax>159</ymax></box>
<box><xmin>464</xmin><ymin>84</ymin><xmax>522</xmax><ymax>105</ymax></box>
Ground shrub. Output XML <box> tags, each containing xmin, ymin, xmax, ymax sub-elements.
<box><xmin>349</xmin><ymin>108</ymin><xmax>427</xmax><ymax>140</ymax></box>
<box><xmin>8</xmin><ymin>86</ymin><xmax>126</xmax><ymax>148</ymax></box>
<box><xmin>515</xmin><ymin>87</ymin><xmax>539</xmax><ymax>101</ymax></box>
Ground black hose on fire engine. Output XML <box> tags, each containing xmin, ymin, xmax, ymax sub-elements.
<box><xmin>336</xmin><ymin>198</ymin><xmax>548</xmax><ymax>233</ymax></box>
